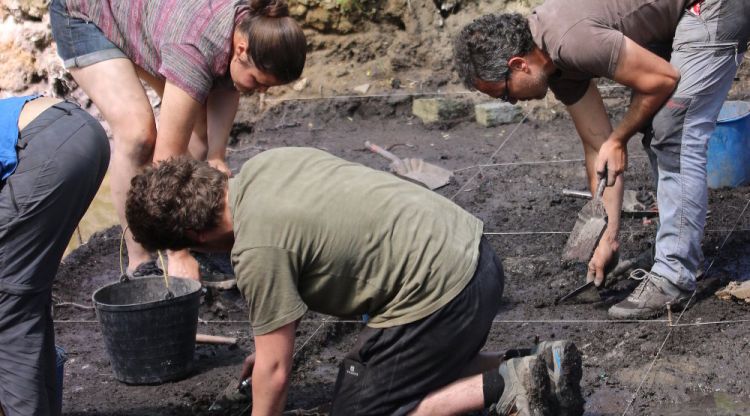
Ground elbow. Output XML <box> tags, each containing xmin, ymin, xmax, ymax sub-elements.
<box><xmin>663</xmin><ymin>68</ymin><xmax>680</xmax><ymax>95</ymax></box>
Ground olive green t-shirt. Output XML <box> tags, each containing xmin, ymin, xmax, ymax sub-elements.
<box><xmin>229</xmin><ymin>148</ymin><xmax>483</xmax><ymax>335</ymax></box>
<box><xmin>528</xmin><ymin>0</ymin><xmax>694</xmax><ymax>105</ymax></box>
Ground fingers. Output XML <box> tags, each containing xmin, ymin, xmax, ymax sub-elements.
<box><xmin>595</xmin><ymin>263</ymin><xmax>605</xmax><ymax>287</ymax></box>
<box><xmin>239</xmin><ymin>353</ymin><xmax>255</xmax><ymax>382</ymax></box>
<box><xmin>607</xmin><ymin>169</ymin><xmax>617</xmax><ymax>187</ymax></box>
<box><xmin>586</xmin><ymin>263</ymin><xmax>596</xmax><ymax>284</ymax></box>
<box><xmin>587</xmin><ymin>261</ymin><xmax>605</xmax><ymax>287</ymax></box>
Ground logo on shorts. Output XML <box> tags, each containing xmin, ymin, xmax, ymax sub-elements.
<box><xmin>346</xmin><ymin>365</ymin><xmax>359</xmax><ymax>377</ymax></box>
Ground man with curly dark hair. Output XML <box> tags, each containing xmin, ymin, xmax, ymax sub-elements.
<box><xmin>454</xmin><ymin>1</ymin><xmax>749</xmax><ymax>320</ymax></box>
<box><xmin>126</xmin><ymin>148</ymin><xmax>585</xmax><ymax>416</ymax></box>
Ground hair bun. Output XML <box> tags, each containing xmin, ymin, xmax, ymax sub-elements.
<box><xmin>248</xmin><ymin>0</ymin><xmax>289</xmax><ymax>18</ymax></box>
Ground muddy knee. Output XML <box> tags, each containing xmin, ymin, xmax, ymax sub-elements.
<box><xmin>113</xmin><ymin>121</ymin><xmax>157</xmax><ymax>165</ymax></box>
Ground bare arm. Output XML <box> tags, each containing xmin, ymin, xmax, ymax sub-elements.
<box><xmin>205</xmin><ymin>87</ymin><xmax>240</xmax><ymax>176</ymax></box>
<box><xmin>567</xmin><ymin>81</ymin><xmax>624</xmax><ymax>285</ymax></box>
<box><xmin>596</xmin><ymin>37</ymin><xmax>680</xmax><ymax>184</ymax></box>
<box><xmin>152</xmin><ymin>80</ymin><xmax>202</xmax><ymax>162</ymax></box>
<box><xmin>251</xmin><ymin>321</ymin><xmax>297</xmax><ymax>416</ymax></box>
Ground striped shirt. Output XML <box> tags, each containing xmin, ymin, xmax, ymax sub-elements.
<box><xmin>65</xmin><ymin>0</ymin><xmax>248</xmax><ymax>102</ymax></box>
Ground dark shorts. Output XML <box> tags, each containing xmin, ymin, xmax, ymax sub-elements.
<box><xmin>330</xmin><ymin>237</ymin><xmax>504</xmax><ymax>416</ymax></box>
<box><xmin>0</xmin><ymin>101</ymin><xmax>109</xmax><ymax>416</ymax></box>
<box><xmin>49</xmin><ymin>0</ymin><xmax>127</xmax><ymax>69</ymax></box>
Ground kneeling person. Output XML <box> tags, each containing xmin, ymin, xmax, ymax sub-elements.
<box><xmin>125</xmin><ymin>148</ymin><xmax>584</xmax><ymax>416</ymax></box>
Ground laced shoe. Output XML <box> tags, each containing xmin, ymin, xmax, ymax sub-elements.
<box><xmin>608</xmin><ymin>269</ymin><xmax>692</xmax><ymax>320</ymax></box>
<box><xmin>530</xmin><ymin>341</ymin><xmax>584</xmax><ymax>416</ymax></box>
<box><xmin>490</xmin><ymin>356</ymin><xmax>554</xmax><ymax>416</ymax></box>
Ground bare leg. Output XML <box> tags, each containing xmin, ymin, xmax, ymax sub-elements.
<box><xmin>70</xmin><ymin>59</ymin><xmax>156</xmax><ymax>272</ymax></box>
<box><xmin>410</xmin><ymin>351</ymin><xmax>504</xmax><ymax>416</ymax></box>
<box><xmin>410</xmin><ymin>374</ymin><xmax>484</xmax><ymax>416</ymax></box>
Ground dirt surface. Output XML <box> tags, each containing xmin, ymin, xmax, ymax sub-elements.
<box><xmin>54</xmin><ymin>95</ymin><xmax>750</xmax><ymax>416</ymax></box>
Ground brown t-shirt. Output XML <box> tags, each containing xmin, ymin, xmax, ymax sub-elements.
<box><xmin>528</xmin><ymin>0</ymin><xmax>694</xmax><ymax>105</ymax></box>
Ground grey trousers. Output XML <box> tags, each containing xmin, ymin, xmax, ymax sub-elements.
<box><xmin>649</xmin><ymin>0</ymin><xmax>749</xmax><ymax>291</ymax></box>
<box><xmin>0</xmin><ymin>101</ymin><xmax>109</xmax><ymax>416</ymax></box>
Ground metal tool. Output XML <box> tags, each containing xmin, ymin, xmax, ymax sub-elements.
<box><xmin>556</xmin><ymin>249</ymin><xmax>653</xmax><ymax>304</ymax></box>
<box><xmin>562</xmin><ymin>178</ymin><xmax>608</xmax><ymax>262</ymax></box>
<box><xmin>238</xmin><ymin>377</ymin><xmax>251</xmax><ymax>392</ymax></box>
<box><xmin>556</xmin><ymin>281</ymin><xmax>597</xmax><ymax>304</ymax></box>
<box><xmin>562</xmin><ymin>189</ymin><xmax>658</xmax><ymax>217</ymax></box>
<box><xmin>365</xmin><ymin>141</ymin><xmax>453</xmax><ymax>190</ymax></box>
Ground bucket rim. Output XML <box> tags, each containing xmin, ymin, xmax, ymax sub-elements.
<box><xmin>91</xmin><ymin>276</ymin><xmax>202</xmax><ymax>312</ymax></box>
<box><xmin>717</xmin><ymin>100</ymin><xmax>750</xmax><ymax>123</ymax></box>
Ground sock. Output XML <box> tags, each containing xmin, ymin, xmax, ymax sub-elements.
<box><xmin>482</xmin><ymin>368</ymin><xmax>505</xmax><ymax>409</ymax></box>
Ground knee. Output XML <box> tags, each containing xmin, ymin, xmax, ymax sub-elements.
<box><xmin>112</xmin><ymin>120</ymin><xmax>157</xmax><ymax>165</ymax></box>
<box><xmin>652</xmin><ymin>97</ymin><xmax>692</xmax><ymax>173</ymax></box>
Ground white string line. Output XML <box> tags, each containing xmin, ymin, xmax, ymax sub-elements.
<box><xmin>59</xmin><ymin>317</ymin><xmax>750</xmax><ymax>327</ymax></box>
<box><xmin>454</xmin><ymin>155</ymin><xmax>650</xmax><ymax>172</ymax></box>
<box><xmin>450</xmin><ymin>113</ymin><xmax>529</xmax><ymax>201</ymax></box>
<box><xmin>621</xmin><ymin>198</ymin><xmax>750</xmax><ymax>416</ymax></box>
<box><xmin>261</xmin><ymin>85</ymin><xmax>629</xmax><ymax>104</ymax></box>
<box><xmin>264</xmin><ymin>90</ymin><xmax>479</xmax><ymax>103</ymax></box>
<box><xmin>482</xmin><ymin>228</ymin><xmax>750</xmax><ymax>236</ymax></box>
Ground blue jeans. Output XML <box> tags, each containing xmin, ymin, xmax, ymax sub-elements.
<box><xmin>49</xmin><ymin>0</ymin><xmax>126</xmax><ymax>68</ymax></box>
<box><xmin>649</xmin><ymin>0</ymin><xmax>749</xmax><ymax>291</ymax></box>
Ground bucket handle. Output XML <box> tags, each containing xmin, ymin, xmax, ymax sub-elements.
<box><xmin>119</xmin><ymin>226</ymin><xmax>130</xmax><ymax>283</ymax></box>
<box><xmin>118</xmin><ymin>227</ymin><xmax>172</xmax><ymax>297</ymax></box>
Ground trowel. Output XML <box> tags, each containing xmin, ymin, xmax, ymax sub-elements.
<box><xmin>562</xmin><ymin>189</ymin><xmax>657</xmax><ymax>217</ymax></box>
<box><xmin>562</xmin><ymin>178</ymin><xmax>608</xmax><ymax>262</ymax></box>
<box><xmin>556</xmin><ymin>249</ymin><xmax>653</xmax><ymax>304</ymax></box>
<box><xmin>365</xmin><ymin>141</ymin><xmax>453</xmax><ymax>190</ymax></box>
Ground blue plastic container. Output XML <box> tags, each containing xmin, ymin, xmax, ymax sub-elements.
<box><xmin>55</xmin><ymin>345</ymin><xmax>67</xmax><ymax>415</ymax></box>
<box><xmin>706</xmin><ymin>101</ymin><xmax>750</xmax><ymax>188</ymax></box>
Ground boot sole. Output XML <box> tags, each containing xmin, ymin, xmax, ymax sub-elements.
<box><xmin>525</xmin><ymin>356</ymin><xmax>556</xmax><ymax>416</ymax></box>
<box><xmin>535</xmin><ymin>341</ymin><xmax>584</xmax><ymax>416</ymax></box>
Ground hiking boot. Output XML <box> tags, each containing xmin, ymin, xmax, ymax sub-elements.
<box><xmin>531</xmin><ymin>341</ymin><xmax>584</xmax><ymax>416</ymax></box>
<box><xmin>608</xmin><ymin>269</ymin><xmax>692</xmax><ymax>320</ymax></box>
<box><xmin>490</xmin><ymin>356</ymin><xmax>554</xmax><ymax>416</ymax></box>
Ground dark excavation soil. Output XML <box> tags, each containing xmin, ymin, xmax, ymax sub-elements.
<box><xmin>53</xmin><ymin>96</ymin><xmax>750</xmax><ymax>416</ymax></box>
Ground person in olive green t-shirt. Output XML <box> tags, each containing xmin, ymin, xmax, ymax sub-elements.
<box><xmin>125</xmin><ymin>148</ymin><xmax>584</xmax><ymax>416</ymax></box>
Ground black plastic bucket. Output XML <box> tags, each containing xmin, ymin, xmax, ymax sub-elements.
<box><xmin>92</xmin><ymin>276</ymin><xmax>202</xmax><ymax>384</ymax></box>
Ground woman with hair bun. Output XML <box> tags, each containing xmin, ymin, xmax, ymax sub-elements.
<box><xmin>50</xmin><ymin>0</ymin><xmax>306</xmax><ymax>280</ymax></box>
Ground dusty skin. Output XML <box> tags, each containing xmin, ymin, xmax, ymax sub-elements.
<box><xmin>53</xmin><ymin>96</ymin><xmax>750</xmax><ymax>415</ymax></box>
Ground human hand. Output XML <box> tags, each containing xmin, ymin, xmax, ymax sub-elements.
<box><xmin>586</xmin><ymin>234</ymin><xmax>619</xmax><ymax>287</ymax></box>
<box><xmin>208</xmin><ymin>158</ymin><xmax>233</xmax><ymax>177</ymax></box>
<box><xmin>595</xmin><ymin>139</ymin><xmax>627</xmax><ymax>186</ymax></box>
<box><xmin>239</xmin><ymin>353</ymin><xmax>256</xmax><ymax>387</ymax></box>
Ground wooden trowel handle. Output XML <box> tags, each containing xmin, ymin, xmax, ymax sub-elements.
<box><xmin>365</xmin><ymin>141</ymin><xmax>401</xmax><ymax>164</ymax></box>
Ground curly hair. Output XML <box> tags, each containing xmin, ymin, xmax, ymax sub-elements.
<box><xmin>453</xmin><ymin>13</ymin><xmax>536</xmax><ymax>89</ymax></box>
<box><xmin>125</xmin><ymin>157</ymin><xmax>228</xmax><ymax>251</ymax></box>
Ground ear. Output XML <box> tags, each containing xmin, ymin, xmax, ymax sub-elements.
<box><xmin>508</xmin><ymin>56</ymin><xmax>528</xmax><ymax>73</ymax></box>
<box><xmin>233</xmin><ymin>31</ymin><xmax>249</xmax><ymax>60</ymax></box>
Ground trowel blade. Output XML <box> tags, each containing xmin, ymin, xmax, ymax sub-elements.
<box><xmin>556</xmin><ymin>281</ymin><xmax>601</xmax><ymax>304</ymax></box>
<box><xmin>562</xmin><ymin>200</ymin><xmax>607</xmax><ymax>262</ymax></box>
